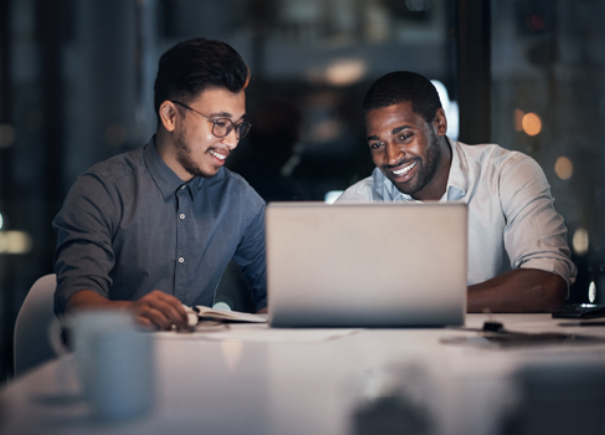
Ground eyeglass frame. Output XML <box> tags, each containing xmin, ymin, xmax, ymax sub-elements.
<box><xmin>170</xmin><ymin>100</ymin><xmax>252</xmax><ymax>139</ymax></box>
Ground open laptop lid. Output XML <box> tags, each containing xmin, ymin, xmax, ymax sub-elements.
<box><xmin>266</xmin><ymin>202</ymin><xmax>467</xmax><ymax>327</ymax></box>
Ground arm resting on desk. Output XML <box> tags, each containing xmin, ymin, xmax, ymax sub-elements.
<box><xmin>66</xmin><ymin>289</ymin><xmax>188</xmax><ymax>330</ymax></box>
<box><xmin>468</xmin><ymin>268</ymin><xmax>567</xmax><ymax>313</ymax></box>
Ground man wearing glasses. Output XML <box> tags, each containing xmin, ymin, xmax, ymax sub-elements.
<box><xmin>53</xmin><ymin>38</ymin><xmax>267</xmax><ymax>330</ymax></box>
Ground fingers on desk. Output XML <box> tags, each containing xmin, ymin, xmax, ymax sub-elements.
<box><xmin>133</xmin><ymin>290</ymin><xmax>188</xmax><ymax>330</ymax></box>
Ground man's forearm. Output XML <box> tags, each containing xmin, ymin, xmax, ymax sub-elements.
<box><xmin>65</xmin><ymin>290</ymin><xmax>132</xmax><ymax>314</ymax></box>
<box><xmin>467</xmin><ymin>268</ymin><xmax>567</xmax><ymax>313</ymax></box>
<box><xmin>65</xmin><ymin>289</ymin><xmax>189</xmax><ymax>330</ymax></box>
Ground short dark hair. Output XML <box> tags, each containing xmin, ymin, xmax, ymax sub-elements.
<box><xmin>153</xmin><ymin>38</ymin><xmax>250</xmax><ymax>115</ymax></box>
<box><xmin>362</xmin><ymin>71</ymin><xmax>442</xmax><ymax>123</ymax></box>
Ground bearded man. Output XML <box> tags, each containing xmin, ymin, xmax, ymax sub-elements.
<box><xmin>337</xmin><ymin>71</ymin><xmax>576</xmax><ymax>313</ymax></box>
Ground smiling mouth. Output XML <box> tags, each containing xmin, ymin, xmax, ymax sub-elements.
<box><xmin>391</xmin><ymin>161</ymin><xmax>417</xmax><ymax>176</ymax></box>
<box><xmin>209</xmin><ymin>149</ymin><xmax>228</xmax><ymax>161</ymax></box>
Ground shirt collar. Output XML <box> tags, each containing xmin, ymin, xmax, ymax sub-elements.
<box><xmin>444</xmin><ymin>137</ymin><xmax>468</xmax><ymax>201</ymax></box>
<box><xmin>372</xmin><ymin>168</ymin><xmax>414</xmax><ymax>201</ymax></box>
<box><xmin>144</xmin><ymin>136</ymin><xmax>205</xmax><ymax>201</ymax></box>
<box><xmin>373</xmin><ymin>136</ymin><xmax>469</xmax><ymax>202</ymax></box>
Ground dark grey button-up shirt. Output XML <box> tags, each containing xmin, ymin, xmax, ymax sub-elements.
<box><xmin>53</xmin><ymin>137</ymin><xmax>267</xmax><ymax>315</ymax></box>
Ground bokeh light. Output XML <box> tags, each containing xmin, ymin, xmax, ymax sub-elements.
<box><xmin>0</xmin><ymin>231</ymin><xmax>33</xmax><ymax>254</ymax></box>
<box><xmin>554</xmin><ymin>156</ymin><xmax>573</xmax><ymax>180</ymax></box>
<box><xmin>573</xmin><ymin>228</ymin><xmax>589</xmax><ymax>256</ymax></box>
<box><xmin>325</xmin><ymin>59</ymin><xmax>366</xmax><ymax>86</ymax></box>
<box><xmin>213</xmin><ymin>301</ymin><xmax>232</xmax><ymax>311</ymax></box>
<box><xmin>589</xmin><ymin>281</ymin><xmax>596</xmax><ymax>303</ymax></box>
<box><xmin>521</xmin><ymin>112</ymin><xmax>542</xmax><ymax>136</ymax></box>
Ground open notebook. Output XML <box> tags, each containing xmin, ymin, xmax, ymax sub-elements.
<box><xmin>266</xmin><ymin>202</ymin><xmax>468</xmax><ymax>327</ymax></box>
<box><xmin>183</xmin><ymin>305</ymin><xmax>266</xmax><ymax>326</ymax></box>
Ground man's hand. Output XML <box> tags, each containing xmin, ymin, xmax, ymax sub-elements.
<box><xmin>65</xmin><ymin>289</ymin><xmax>188</xmax><ymax>330</ymax></box>
<box><xmin>130</xmin><ymin>290</ymin><xmax>188</xmax><ymax>330</ymax></box>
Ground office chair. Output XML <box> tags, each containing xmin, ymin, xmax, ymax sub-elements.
<box><xmin>13</xmin><ymin>274</ymin><xmax>58</xmax><ymax>377</ymax></box>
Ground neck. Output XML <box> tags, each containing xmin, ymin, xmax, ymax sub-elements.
<box><xmin>154</xmin><ymin>128</ymin><xmax>194</xmax><ymax>182</ymax></box>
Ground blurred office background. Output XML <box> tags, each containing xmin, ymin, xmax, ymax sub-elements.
<box><xmin>0</xmin><ymin>0</ymin><xmax>603</xmax><ymax>379</ymax></box>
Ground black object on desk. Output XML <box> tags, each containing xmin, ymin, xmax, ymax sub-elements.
<box><xmin>551</xmin><ymin>304</ymin><xmax>605</xmax><ymax>319</ymax></box>
<box><xmin>442</xmin><ymin>321</ymin><xmax>605</xmax><ymax>348</ymax></box>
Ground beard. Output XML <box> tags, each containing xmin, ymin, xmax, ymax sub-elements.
<box><xmin>390</xmin><ymin>129</ymin><xmax>442</xmax><ymax>197</ymax></box>
<box><xmin>174</xmin><ymin>129</ymin><xmax>214</xmax><ymax>178</ymax></box>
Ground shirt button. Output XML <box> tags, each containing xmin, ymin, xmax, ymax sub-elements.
<box><xmin>178</xmin><ymin>257</ymin><xmax>184</xmax><ymax>263</ymax></box>
<box><xmin>180</xmin><ymin>185</ymin><xmax>186</xmax><ymax>190</ymax></box>
<box><xmin>179</xmin><ymin>213</ymin><xmax>185</xmax><ymax>220</ymax></box>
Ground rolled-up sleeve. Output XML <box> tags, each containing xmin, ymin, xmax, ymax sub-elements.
<box><xmin>53</xmin><ymin>171</ymin><xmax>118</xmax><ymax>315</ymax></box>
<box><xmin>500</xmin><ymin>157</ymin><xmax>577</xmax><ymax>287</ymax></box>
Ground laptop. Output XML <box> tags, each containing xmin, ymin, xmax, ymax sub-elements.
<box><xmin>266</xmin><ymin>202</ymin><xmax>467</xmax><ymax>327</ymax></box>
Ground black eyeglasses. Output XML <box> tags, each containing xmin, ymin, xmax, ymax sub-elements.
<box><xmin>171</xmin><ymin>100</ymin><xmax>252</xmax><ymax>139</ymax></box>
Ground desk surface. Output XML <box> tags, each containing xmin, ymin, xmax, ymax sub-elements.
<box><xmin>2</xmin><ymin>314</ymin><xmax>605</xmax><ymax>435</ymax></box>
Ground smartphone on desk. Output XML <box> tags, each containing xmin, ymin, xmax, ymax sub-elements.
<box><xmin>552</xmin><ymin>303</ymin><xmax>605</xmax><ymax>319</ymax></box>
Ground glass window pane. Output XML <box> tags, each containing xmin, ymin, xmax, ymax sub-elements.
<box><xmin>491</xmin><ymin>0</ymin><xmax>605</xmax><ymax>303</ymax></box>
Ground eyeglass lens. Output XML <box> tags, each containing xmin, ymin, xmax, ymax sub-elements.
<box><xmin>212</xmin><ymin>119</ymin><xmax>251</xmax><ymax>139</ymax></box>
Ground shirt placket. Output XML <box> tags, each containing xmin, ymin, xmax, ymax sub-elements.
<box><xmin>175</xmin><ymin>185</ymin><xmax>192</xmax><ymax>300</ymax></box>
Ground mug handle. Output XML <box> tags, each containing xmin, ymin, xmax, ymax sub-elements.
<box><xmin>47</xmin><ymin>316</ymin><xmax>70</xmax><ymax>357</ymax></box>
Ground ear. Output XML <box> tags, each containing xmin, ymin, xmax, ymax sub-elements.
<box><xmin>159</xmin><ymin>101</ymin><xmax>178</xmax><ymax>133</ymax></box>
<box><xmin>433</xmin><ymin>108</ymin><xmax>448</xmax><ymax>136</ymax></box>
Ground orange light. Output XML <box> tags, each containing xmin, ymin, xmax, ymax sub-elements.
<box><xmin>325</xmin><ymin>59</ymin><xmax>366</xmax><ymax>86</ymax></box>
<box><xmin>554</xmin><ymin>156</ymin><xmax>573</xmax><ymax>180</ymax></box>
<box><xmin>521</xmin><ymin>112</ymin><xmax>542</xmax><ymax>136</ymax></box>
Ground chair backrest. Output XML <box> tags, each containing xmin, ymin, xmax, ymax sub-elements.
<box><xmin>13</xmin><ymin>274</ymin><xmax>58</xmax><ymax>377</ymax></box>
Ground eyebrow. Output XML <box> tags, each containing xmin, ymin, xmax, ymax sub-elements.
<box><xmin>392</xmin><ymin>125</ymin><xmax>412</xmax><ymax>134</ymax></box>
<box><xmin>367</xmin><ymin>124</ymin><xmax>413</xmax><ymax>141</ymax></box>
<box><xmin>208</xmin><ymin>111</ymin><xmax>247</xmax><ymax>121</ymax></box>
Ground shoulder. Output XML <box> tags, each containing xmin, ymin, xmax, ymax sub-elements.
<box><xmin>456</xmin><ymin>142</ymin><xmax>541</xmax><ymax>177</ymax></box>
<box><xmin>457</xmin><ymin>142</ymin><xmax>528</xmax><ymax>163</ymax></box>
<box><xmin>65</xmin><ymin>148</ymin><xmax>146</xmax><ymax>204</ymax></box>
<box><xmin>336</xmin><ymin>171</ymin><xmax>380</xmax><ymax>202</ymax></box>
<box><xmin>84</xmin><ymin>147</ymin><xmax>145</xmax><ymax>183</ymax></box>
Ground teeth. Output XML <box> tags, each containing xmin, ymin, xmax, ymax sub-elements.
<box><xmin>210</xmin><ymin>150</ymin><xmax>227</xmax><ymax>160</ymax></box>
<box><xmin>393</xmin><ymin>161</ymin><xmax>417</xmax><ymax>176</ymax></box>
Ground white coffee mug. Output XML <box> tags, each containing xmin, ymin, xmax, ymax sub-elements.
<box><xmin>50</xmin><ymin>310</ymin><xmax>155</xmax><ymax>421</ymax></box>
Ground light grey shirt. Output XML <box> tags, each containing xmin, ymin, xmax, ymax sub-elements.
<box><xmin>337</xmin><ymin>139</ymin><xmax>577</xmax><ymax>288</ymax></box>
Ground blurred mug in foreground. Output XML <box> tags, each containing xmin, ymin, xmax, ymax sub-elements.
<box><xmin>50</xmin><ymin>310</ymin><xmax>155</xmax><ymax>421</ymax></box>
<box><xmin>501</xmin><ymin>361</ymin><xmax>605</xmax><ymax>435</ymax></box>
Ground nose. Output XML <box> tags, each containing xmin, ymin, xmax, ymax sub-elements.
<box><xmin>385</xmin><ymin>142</ymin><xmax>403</xmax><ymax>166</ymax></box>
<box><xmin>220</xmin><ymin>127</ymin><xmax>239</xmax><ymax>151</ymax></box>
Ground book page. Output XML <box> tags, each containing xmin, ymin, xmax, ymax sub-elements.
<box><xmin>186</xmin><ymin>305</ymin><xmax>267</xmax><ymax>324</ymax></box>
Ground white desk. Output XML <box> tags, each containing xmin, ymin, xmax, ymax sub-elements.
<box><xmin>2</xmin><ymin>314</ymin><xmax>605</xmax><ymax>435</ymax></box>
